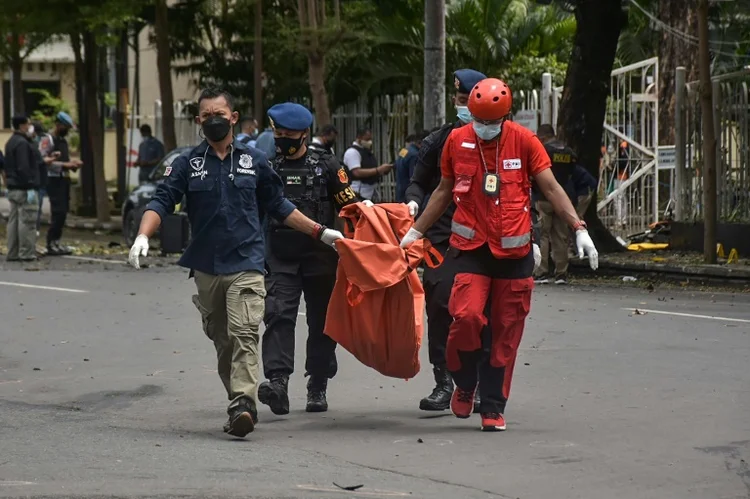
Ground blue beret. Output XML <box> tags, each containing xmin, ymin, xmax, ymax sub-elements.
<box><xmin>56</xmin><ymin>111</ymin><xmax>76</xmax><ymax>128</ymax></box>
<box><xmin>453</xmin><ymin>69</ymin><xmax>487</xmax><ymax>94</ymax></box>
<box><xmin>267</xmin><ymin>103</ymin><xmax>313</xmax><ymax>132</ymax></box>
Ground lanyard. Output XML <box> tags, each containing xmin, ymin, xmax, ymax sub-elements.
<box><xmin>476</xmin><ymin>138</ymin><xmax>500</xmax><ymax>174</ymax></box>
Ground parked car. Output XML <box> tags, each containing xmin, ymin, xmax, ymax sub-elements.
<box><xmin>121</xmin><ymin>147</ymin><xmax>191</xmax><ymax>247</ymax></box>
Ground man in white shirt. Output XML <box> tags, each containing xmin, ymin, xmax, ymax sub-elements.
<box><xmin>342</xmin><ymin>128</ymin><xmax>393</xmax><ymax>201</ymax></box>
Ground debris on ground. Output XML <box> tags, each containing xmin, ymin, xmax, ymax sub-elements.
<box><xmin>333</xmin><ymin>483</ymin><xmax>364</xmax><ymax>491</ymax></box>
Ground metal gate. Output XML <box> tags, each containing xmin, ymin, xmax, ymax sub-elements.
<box><xmin>598</xmin><ymin>57</ymin><xmax>660</xmax><ymax>237</ymax></box>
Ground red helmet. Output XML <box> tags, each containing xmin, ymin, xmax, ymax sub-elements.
<box><xmin>468</xmin><ymin>78</ymin><xmax>512</xmax><ymax>121</ymax></box>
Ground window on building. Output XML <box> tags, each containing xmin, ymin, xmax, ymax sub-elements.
<box><xmin>39</xmin><ymin>63</ymin><xmax>46</xmax><ymax>72</ymax></box>
<box><xmin>2</xmin><ymin>80</ymin><xmax>61</xmax><ymax>129</ymax></box>
<box><xmin>26</xmin><ymin>63</ymin><xmax>34</xmax><ymax>72</ymax></box>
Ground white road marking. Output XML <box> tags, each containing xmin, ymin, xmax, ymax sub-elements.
<box><xmin>0</xmin><ymin>481</ymin><xmax>35</xmax><ymax>486</ymax></box>
<box><xmin>0</xmin><ymin>281</ymin><xmax>88</xmax><ymax>293</ymax></box>
<box><xmin>62</xmin><ymin>255</ymin><xmax>127</xmax><ymax>265</ymax></box>
<box><xmin>623</xmin><ymin>308</ymin><xmax>750</xmax><ymax>324</ymax></box>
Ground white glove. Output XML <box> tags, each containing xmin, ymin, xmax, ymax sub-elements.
<box><xmin>362</xmin><ymin>200</ymin><xmax>374</xmax><ymax>208</ymax></box>
<box><xmin>128</xmin><ymin>234</ymin><xmax>149</xmax><ymax>269</ymax></box>
<box><xmin>320</xmin><ymin>228</ymin><xmax>345</xmax><ymax>249</ymax></box>
<box><xmin>399</xmin><ymin>227</ymin><xmax>423</xmax><ymax>249</ymax></box>
<box><xmin>533</xmin><ymin>243</ymin><xmax>541</xmax><ymax>272</ymax></box>
<box><xmin>406</xmin><ymin>200</ymin><xmax>419</xmax><ymax>217</ymax></box>
<box><xmin>576</xmin><ymin>229</ymin><xmax>599</xmax><ymax>270</ymax></box>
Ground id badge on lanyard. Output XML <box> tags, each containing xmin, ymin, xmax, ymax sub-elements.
<box><xmin>478</xmin><ymin>139</ymin><xmax>500</xmax><ymax>198</ymax></box>
<box><xmin>483</xmin><ymin>173</ymin><xmax>499</xmax><ymax>196</ymax></box>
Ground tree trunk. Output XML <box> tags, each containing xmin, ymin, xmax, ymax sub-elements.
<box><xmin>658</xmin><ymin>0</ymin><xmax>698</xmax><ymax>145</ymax></box>
<box><xmin>423</xmin><ymin>0</ymin><xmax>446</xmax><ymax>130</ymax></box>
<box><xmin>698</xmin><ymin>0</ymin><xmax>716</xmax><ymax>264</ymax></box>
<box><xmin>9</xmin><ymin>33</ymin><xmax>25</xmax><ymax>116</ymax></box>
<box><xmin>82</xmin><ymin>31</ymin><xmax>110</xmax><ymax>223</ymax></box>
<box><xmin>557</xmin><ymin>0</ymin><xmax>628</xmax><ymax>253</ymax></box>
<box><xmin>307</xmin><ymin>52</ymin><xmax>331</xmax><ymax>125</ymax></box>
<box><xmin>155</xmin><ymin>0</ymin><xmax>177</xmax><ymax>151</ymax></box>
<box><xmin>253</xmin><ymin>0</ymin><xmax>263</xmax><ymax>124</ymax></box>
<box><xmin>298</xmin><ymin>0</ymin><xmax>331</xmax><ymax>125</ymax></box>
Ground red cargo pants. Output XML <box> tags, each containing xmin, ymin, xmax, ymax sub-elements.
<box><xmin>447</xmin><ymin>268</ymin><xmax>533</xmax><ymax>414</ymax></box>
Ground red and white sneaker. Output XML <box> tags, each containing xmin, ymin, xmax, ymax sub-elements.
<box><xmin>450</xmin><ymin>386</ymin><xmax>476</xmax><ymax>419</ymax></box>
<box><xmin>480</xmin><ymin>412</ymin><xmax>506</xmax><ymax>431</ymax></box>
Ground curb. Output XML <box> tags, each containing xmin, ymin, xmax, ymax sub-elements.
<box><xmin>1</xmin><ymin>212</ymin><xmax>120</xmax><ymax>233</ymax></box>
<box><xmin>570</xmin><ymin>258</ymin><xmax>750</xmax><ymax>282</ymax></box>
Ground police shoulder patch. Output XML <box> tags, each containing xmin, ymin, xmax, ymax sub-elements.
<box><xmin>164</xmin><ymin>166</ymin><xmax>172</xmax><ymax>177</ymax></box>
<box><xmin>398</xmin><ymin>148</ymin><xmax>408</xmax><ymax>158</ymax></box>
<box><xmin>337</xmin><ymin>168</ymin><xmax>349</xmax><ymax>184</ymax></box>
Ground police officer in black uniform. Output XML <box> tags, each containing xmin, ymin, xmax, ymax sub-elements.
<box><xmin>533</xmin><ymin>125</ymin><xmax>577</xmax><ymax>284</ymax></box>
<box><xmin>405</xmin><ymin>69</ymin><xmax>487</xmax><ymax>412</ymax></box>
<box><xmin>258</xmin><ymin>102</ymin><xmax>366</xmax><ymax>416</ymax></box>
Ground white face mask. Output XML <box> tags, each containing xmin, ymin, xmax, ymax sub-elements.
<box><xmin>359</xmin><ymin>139</ymin><xmax>373</xmax><ymax>149</ymax></box>
<box><xmin>27</xmin><ymin>125</ymin><xmax>35</xmax><ymax>138</ymax></box>
<box><xmin>473</xmin><ymin>121</ymin><xmax>502</xmax><ymax>141</ymax></box>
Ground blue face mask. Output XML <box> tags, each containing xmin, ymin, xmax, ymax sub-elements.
<box><xmin>456</xmin><ymin>106</ymin><xmax>472</xmax><ymax>124</ymax></box>
<box><xmin>473</xmin><ymin>121</ymin><xmax>502</xmax><ymax>141</ymax></box>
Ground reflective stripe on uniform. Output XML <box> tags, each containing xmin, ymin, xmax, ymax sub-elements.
<box><xmin>501</xmin><ymin>232</ymin><xmax>531</xmax><ymax>248</ymax></box>
<box><xmin>451</xmin><ymin>220</ymin><xmax>475</xmax><ymax>239</ymax></box>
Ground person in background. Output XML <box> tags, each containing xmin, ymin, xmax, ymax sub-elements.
<box><xmin>127</xmin><ymin>88</ymin><xmax>345</xmax><ymax>438</ymax></box>
<box><xmin>395</xmin><ymin>130</ymin><xmax>428</xmax><ymax>203</ymax></box>
<box><xmin>136</xmin><ymin>124</ymin><xmax>166</xmax><ymax>184</ymax></box>
<box><xmin>40</xmin><ymin>112</ymin><xmax>82</xmax><ymax>256</ymax></box>
<box><xmin>572</xmin><ymin>165</ymin><xmax>597</xmax><ymax>220</ymax></box>
<box><xmin>342</xmin><ymin>128</ymin><xmax>394</xmax><ymax>201</ymax></box>
<box><xmin>3</xmin><ymin>116</ymin><xmax>46</xmax><ymax>261</ymax></box>
<box><xmin>31</xmin><ymin>121</ymin><xmax>50</xmax><ymax>236</ymax></box>
<box><xmin>236</xmin><ymin>117</ymin><xmax>258</xmax><ymax>147</ymax></box>
<box><xmin>533</xmin><ymin>125</ymin><xmax>577</xmax><ymax>285</ymax></box>
<box><xmin>254</xmin><ymin>123</ymin><xmax>276</xmax><ymax>161</ymax></box>
<box><xmin>310</xmin><ymin>124</ymin><xmax>338</xmax><ymax>156</ymax></box>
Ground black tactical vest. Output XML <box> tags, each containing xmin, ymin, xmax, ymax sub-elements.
<box><xmin>352</xmin><ymin>144</ymin><xmax>379</xmax><ymax>185</ymax></box>
<box><xmin>269</xmin><ymin>149</ymin><xmax>334</xmax><ymax>260</ymax></box>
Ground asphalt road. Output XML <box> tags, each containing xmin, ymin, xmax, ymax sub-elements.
<box><xmin>1</xmin><ymin>257</ymin><xmax>749</xmax><ymax>499</ymax></box>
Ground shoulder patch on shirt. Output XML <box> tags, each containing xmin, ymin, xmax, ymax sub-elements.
<box><xmin>460</xmin><ymin>142</ymin><xmax>476</xmax><ymax>149</ymax></box>
<box><xmin>164</xmin><ymin>166</ymin><xmax>172</xmax><ymax>177</ymax></box>
<box><xmin>337</xmin><ymin>168</ymin><xmax>348</xmax><ymax>184</ymax></box>
<box><xmin>398</xmin><ymin>148</ymin><xmax>408</xmax><ymax>158</ymax></box>
<box><xmin>503</xmin><ymin>158</ymin><xmax>522</xmax><ymax>170</ymax></box>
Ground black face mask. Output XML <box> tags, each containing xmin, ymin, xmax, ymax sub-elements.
<box><xmin>323</xmin><ymin>140</ymin><xmax>335</xmax><ymax>151</ymax></box>
<box><xmin>202</xmin><ymin>116</ymin><xmax>231</xmax><ymax>142</ymax></box>
<box><xmin>58</xmin><ymin>128</ymin><xmax>69</xmax><ymax>138</ymax></box>
<box><xmin>275</xmin><ymin>135</ymin><xmax>306</xmax><ymax>157</ymax></box>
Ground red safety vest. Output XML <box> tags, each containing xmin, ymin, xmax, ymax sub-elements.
<box><xmin>445</xmin><ymin>121</ymin><xmax>539</xmax><ymax>260</ymax></box>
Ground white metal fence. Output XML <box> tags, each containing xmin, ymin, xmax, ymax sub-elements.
<box><xmin>598</xmin><ymin>57</ymin><xmax>660</xmax><ymax>238</ymax></box>
<box><xmin>677</xmin><ymin>68</ymin><xmax>750</xmax><ymax>223</ymax></box>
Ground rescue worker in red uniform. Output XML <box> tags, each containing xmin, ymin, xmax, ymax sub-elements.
<box><xmin>400</xmin><ymin>79</ymin><xmax>599</xmax><ymax>432</ymax></box>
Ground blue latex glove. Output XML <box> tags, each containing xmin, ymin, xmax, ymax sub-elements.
<box><xmin>27</xmin><ymin>190</ymin><xmax>38</xmax><ymax>205</ymax></box>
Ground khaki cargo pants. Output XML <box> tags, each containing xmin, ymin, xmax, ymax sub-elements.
<box><xmin>6</xmin><ymin>190</ymin><xmax>38</xmax><ymax>261</ymax></box>
<box><xmin>536</xmin><ymin>199</ymin><xmax>570</xmax><ymax>279</ymax></box>
<box><xmin>192</xmin><ymin>270</ymin><xmax>266</xmax><ymax>410</ymax></box>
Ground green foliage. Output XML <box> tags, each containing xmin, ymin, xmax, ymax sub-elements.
<box><xmin>27</xmin><ymin>88</ymin><xmax>80</xmax><ymax>150</ymax></box>
<box><xmin>499</xmin><ymin>53</ymin><xmax>567</xmax><ymax>93</ymax></box>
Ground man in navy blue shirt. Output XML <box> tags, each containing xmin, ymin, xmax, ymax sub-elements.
<box><xmin>127</xmin><ymin>87</ymin><xmax>344</xmax><ymax>438</ymax></box>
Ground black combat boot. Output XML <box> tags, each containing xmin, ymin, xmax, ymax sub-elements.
<box><xmin>257</xmin><ymin>375</ymin><xmax>290</xmax><ymax>415</ymax></box>
<box><xmin>419</xmin><ymin>366</ymin><xmax>453</xmax><ymax>411</ymax></box>
<box><xmin>226</xmin><ymin>397</ymin><xmax>257</xmax><ymax>438</ymax></box>
<box><xmin>306</xmin><ymin>376</ymin><xmax>328</xmax><ymax>413</ymax></box>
